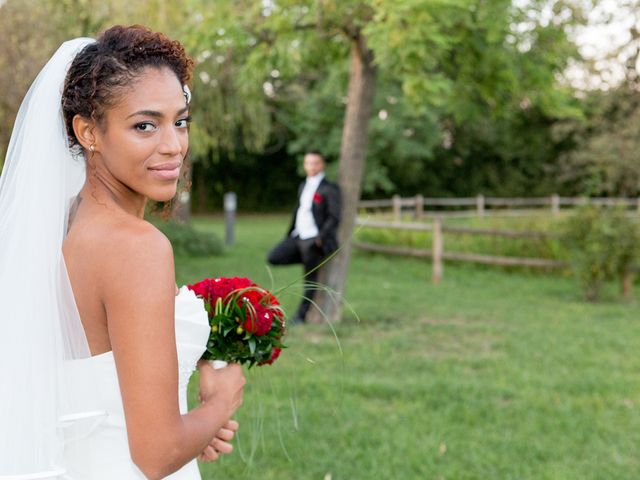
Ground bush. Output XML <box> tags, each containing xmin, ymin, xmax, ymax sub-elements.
<box><xmin>153</xmin><ymin>220</ymin><xmax>223</xmax><ymax>257</ymax></box>
<box><xmin>562</xmin><ymin>206</ymin><xmax>640</xmax><ymax>301</ymax></box>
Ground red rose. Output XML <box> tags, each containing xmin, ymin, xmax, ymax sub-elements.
<box><xmin>239</xmin><ymin>288</ymin><xmax>264</xmax><ymax>307</ymax></box>
<box><xmin>229</xmin><ymin>277</ymin><xmax>254</xmax><ymax>289</ymax></box>
<box><xmin>242</xmin><ymin>304</ymin><xmax>273</xmax><ymax>335</ymax></box>
<box><xmin>263</xmin><ymin>292</ymin><xmax>280</xmax><ymax>306</ymax></box>
<box><xmin>259</xmin><ymin>347</ymin><xmax>282</xmax><ymax>366</ymax></box>
<box><xmin>209</xmin><ymin>280</ymin><xmax>234</xmax><ymax>301</ymax></box>
<box><xmin>313</xmin><ymin>192</ymin><xmax>323</xmax><ymax>204</ymax></box>
<box><xmin>188</xmin><ymin>279</ymin><xmax>214</xmax><ymax>302</ymax></box>
<box><xmin>208</xmin><ymin>277</ymin><xmax>254</xmax><ymax>302</ymax></box>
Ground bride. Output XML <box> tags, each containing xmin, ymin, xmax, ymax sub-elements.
<box><xmin>0</xmin><ymin>25</ymin><xmax>245</xmax><ymax>479</ymax></box>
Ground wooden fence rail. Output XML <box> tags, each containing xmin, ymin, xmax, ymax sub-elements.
<box><xmin>353</xmin><ymin>215</ymin><xmax>639</xmax><ymax>295</ymax></box>
<box><xmin>358</xmin><ymin>194</ymin><xmax>640</xmax><ymax>220</ymax></box>
<box><xmin>354</xmin><ymin>218</ymin><xmax>557</xmax><ymax>239</ymax></box>
<box><xmin>353</xmin><ymin>217</ymin><xmax>568</xmax><ymax>284</ymax></box>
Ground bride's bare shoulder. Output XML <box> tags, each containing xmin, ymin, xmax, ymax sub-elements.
<box><xmin>67</xmin><ymin>211</ymin><xmax>174</xmax><ymax>296</ymax></box>
<box><xmin>117</xmin><ymin>218</ymin><xmax>169</xmax><ymax>253</ymax></box>
<box><xmin>104</xmin><ymin>217</ymin><xmax>174</xmax><ymax>301</ymax></box>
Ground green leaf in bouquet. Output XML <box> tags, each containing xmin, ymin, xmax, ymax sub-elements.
<box><xmin>214</xmin><ymin>297</ymin><xmax>223</xmax><ymax>316</ymax></box>
<box><xmin>223</xmin><ymin>299</ymin><xmax>235</xmax><ymax>316</ymax></box>
<box><xmin>248</xmin><ymin>337</ymin><xmax>256</xmax><ymax>355</ymax></box>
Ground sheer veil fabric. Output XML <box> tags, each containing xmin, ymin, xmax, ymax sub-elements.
<box><xmin>0</xmin><ymin>38</ymin><xmax>95</xmax><ymax>478</ymax></box>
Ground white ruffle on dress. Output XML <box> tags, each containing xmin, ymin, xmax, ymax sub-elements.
<box><xmin>61</xmin><ymin>287</ymin><xmax>209</xmax><ymax>479</ymax></box>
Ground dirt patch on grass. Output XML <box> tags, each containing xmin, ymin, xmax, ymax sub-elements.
<box><xmin>413</xmin><ymin>316</ymin><xmax>504</xmax><ymax>360</ymax></box>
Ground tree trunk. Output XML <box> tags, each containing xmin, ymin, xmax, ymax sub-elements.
<box><xmin>306</xmin><ymin>32</ymin><xmax>376</xmax><ymax>324</ymax></box>
<box><xmin>171</xmin><ymin>159</ymin><xmax>192</xmax><ymax>223</ymax></box>
<box><xmin>196</xmin><ymin>163</ymin><xmax>207</xmax><ymax>213</ymax></box>
<box><xmin>621</xmin><ymin>269</ymin><xmax>634</xmax><ymax>301</ymax></box>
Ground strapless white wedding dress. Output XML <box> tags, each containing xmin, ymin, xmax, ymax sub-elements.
<box><xmin>60</xmin><ymin>286</ymin><xmax>210</xmax><ymax>479</ymax></box>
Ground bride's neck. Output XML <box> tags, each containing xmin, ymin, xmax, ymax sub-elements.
<box><xmin>82</xmin><ymin>170</ymin><xmax>147</xmax><ymax>218</ymax></box>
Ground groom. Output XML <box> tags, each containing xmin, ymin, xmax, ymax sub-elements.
<box><xmin>267</xmin><ymin>151</ymin><xmax>341</xmax><ymax>324</ymax></box>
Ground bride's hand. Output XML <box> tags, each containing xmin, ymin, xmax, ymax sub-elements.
<box><xmin>198</xmin><ymin>420</ymin><xmax>239</xmax><ymax>462</ymax></box>
<box><xmin>197</xmin><ymin>361</ymin><xmax>245</xmax><ymax>416</ymax></box>
<box><xmin>197</xmin><ymin>360</ymin><xmax>216</xmax><ymax>404</ymax></box>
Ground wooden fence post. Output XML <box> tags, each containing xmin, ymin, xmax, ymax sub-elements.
<box><xmin>415</xmin><ymin>194</ymin><xmax>424</xmax><ymax>220</ymax></box>
<box><xmin>392</xmin><ymin>194</ymin><xmax>401</xmax><ymax>221</ymax></box>
<box><xmin>476</xmin><ymin>194</ymin><xmax>485</xmax><ymax>217</ymax></box>
<box><xmin>551</xmin><ymin>194</ymin><xmax>560</xmax><ymax>216</ymax></box>
<box><xmin>621</xmin><ymin>269</ymin><xmax>634</xmax><ymax>301</ymax></box>
<box><xmin>432</xmin><ymin>217</ymin><xmax>443</xmax><ymax>284</ymax></box>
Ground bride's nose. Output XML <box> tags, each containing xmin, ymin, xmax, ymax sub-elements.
<box><xmin>157</xmin><ymin>125</ymin><xmax>183</xmax><ymax>156</ymax></box>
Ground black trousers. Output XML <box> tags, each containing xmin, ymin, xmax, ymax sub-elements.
<box><xmin>267</xmin><ymin>235</ymin><xmax>324</xmax><ymax>321</ymax></box>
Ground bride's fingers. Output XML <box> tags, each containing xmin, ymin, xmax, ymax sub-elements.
<box><xmin>211</xmin><ymin>437</ymin><xmax>233</xmax><ymax>455</ymax></box>
<box><xmin>198</xmin><ymin>421</ymin><xmax>238</xmax><ymax>462</ymax></box>
<box><xmin>216</xmin><ymin>427</ymin><xmax>235</xmax><ymax>442</ymax></box>
<box><xmin>200</xmin><ymin>445</ymin><xmax>219</xmax><ymax>462</ymax></box>
<box><xmin>225</xmin><ymin>419</ymin><xmax>239</xmax><ymax>431</ymax></box>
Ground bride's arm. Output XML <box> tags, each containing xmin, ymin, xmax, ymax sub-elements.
<box><xmin>99</xmin><ymin>223</ymin><xmax>245</xmax><ymax>479</ymax></box>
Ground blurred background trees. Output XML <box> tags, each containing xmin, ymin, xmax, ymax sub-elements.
<box><xmin>3</xmin><ymin>0</ymin><xmax>637</xmax><ymax>209</ymax></box>
<box><xmin>2</xmin><ymin>0</ymin><xmax>638</xmax><ymax>315</ymax></box>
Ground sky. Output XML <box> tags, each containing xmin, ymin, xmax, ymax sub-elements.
<box><xmin>566</xmin><ymin>0</ymin><xmax>637</xmax><ymax>89</ymax></box>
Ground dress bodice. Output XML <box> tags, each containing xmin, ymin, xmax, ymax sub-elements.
<box><xmin>61</xmin><ymin>287</ymin><xmax>209</xmax><ymax>479</ymax></box>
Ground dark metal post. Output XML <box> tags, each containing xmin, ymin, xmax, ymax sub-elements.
<box><xmin>224</xmin><ymin>192</ymin><xmax>236</xmax><ymax>246</ymax></box>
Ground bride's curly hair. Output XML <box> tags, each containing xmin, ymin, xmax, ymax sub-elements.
<box><xmin>61</xmin><ymin>25</ymin><xmax>194</xmax><ymax>149</ymax></box>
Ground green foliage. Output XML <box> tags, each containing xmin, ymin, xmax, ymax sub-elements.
<box><xmin>552</xmin><ymin>0</ymin><xmax>640</xmax><ymax>197</ymax></box>
<box><xmin>563</xmin><ymin>206</ymin><xmax>640</xmax><ymax>301</ymax></box>
<box><xmin>557</xmin><ymin>87</ymin><xmax>640</xmax><ymax>196</ymax></box>
<box><xmin>0</xmin><ymin>0</ymin><xmax>597</xmax><ymax>207</ymax></box>
<box><xmin>153</xmin><ymin>220</ymin><xmax>223</xmax><ymax>256</ymax></box>
<box><xmin>178</xmin><ymin>0</ymin><xmax>589</xmax><ymax>207</ymax></box>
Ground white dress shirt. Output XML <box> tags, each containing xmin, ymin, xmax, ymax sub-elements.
<box><xmin>292</xmin><ymin>172</ymin><xmax>325</xmax><ymax>240</ymax></box>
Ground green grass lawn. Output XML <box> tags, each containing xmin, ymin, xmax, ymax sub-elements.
<box><xmin>177</xmin><ymin>215</ymin><xmax>640</xmax><ymax>480</ymax></box>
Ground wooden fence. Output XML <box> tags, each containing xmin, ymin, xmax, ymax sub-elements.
<box><xmin>352</xmin><ymin>217</ymin><xmax>568</xmax><ymax>284</ymax></box>
<box><xmin>354</xmin><ymin>215</ymin><xmax>639</xmax><ymax>292</ymax></box>
<box><xmin>358</xmin><ymin>194</ymin><xmax>640</xmax><ymax>220</ymax></box>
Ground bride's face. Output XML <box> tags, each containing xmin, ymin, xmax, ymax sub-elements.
<box><xmin>95</xmin><ymin>66</ymin><xmax>189</xmax><ymax>202</ymax></box>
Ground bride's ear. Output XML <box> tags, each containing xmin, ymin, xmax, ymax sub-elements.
<box><xmin>72</xmin><ymin>114</ymin><xmax>98</xmax><ymax>153</ymax></box>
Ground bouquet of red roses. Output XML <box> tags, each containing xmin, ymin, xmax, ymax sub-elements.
<box><xmin>187</xmin><ymin>277</ymin><xmax>286</xmax><ymax>367</ymax></box>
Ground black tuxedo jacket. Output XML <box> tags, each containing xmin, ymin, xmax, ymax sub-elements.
<box><xmin>287</xmin><ymin>177</ymin><xmax>341</xmax><ymax>255</ymax></box>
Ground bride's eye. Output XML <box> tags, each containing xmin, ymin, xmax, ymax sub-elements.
<box><xmin>175</xmin><ymin>116</ymin><xmax>192</xmax><ymax>128</ymax></box>
<box><xmin>135</xmin><ymin>122</ymin><xmax>156</xmax><ymax>132</ymax></box>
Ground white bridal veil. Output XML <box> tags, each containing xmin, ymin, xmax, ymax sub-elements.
<box><xmin>0</xmin><ymin>38</ymin><xmax>95</xmax><ymax>478</ymax></box>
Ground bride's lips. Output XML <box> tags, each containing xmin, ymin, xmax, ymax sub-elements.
<box><xmin>148</xmin><ymin>162</ymin><xmax>181</xmax><ymax>180</ymax></box>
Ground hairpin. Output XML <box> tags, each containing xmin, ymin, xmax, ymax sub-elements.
<box><xmin>183</xmin><ymin>85</ymin><xmax>192</xmax><ymax>104</ymax></box>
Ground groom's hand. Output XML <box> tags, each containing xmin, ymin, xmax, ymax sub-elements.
<box><xmin>198</xmin><ymin>420</ymin><xmax>239</xmax><ymax>462</ymax></box>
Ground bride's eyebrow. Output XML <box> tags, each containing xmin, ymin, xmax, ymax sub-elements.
<box><xmin>126</xmin><ymin>106</ymin><xmax>189</xmax><ymax>119</ymax></box>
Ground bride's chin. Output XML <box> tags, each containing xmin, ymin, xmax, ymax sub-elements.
<box><xmin>149</xmin><ymin>186</ymin><xmax>179</xmax><ymax>203</ymax></box>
